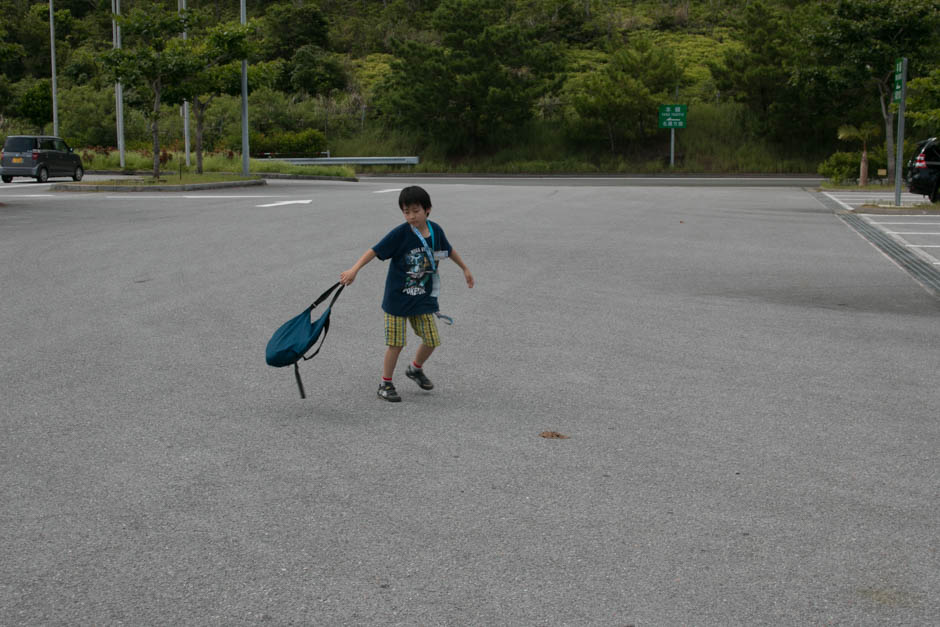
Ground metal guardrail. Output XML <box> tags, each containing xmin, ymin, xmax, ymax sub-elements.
<box><xmin>277</xmin><ymin>156</ymin><xmax>420</xmax><ymax>166</ymax></box>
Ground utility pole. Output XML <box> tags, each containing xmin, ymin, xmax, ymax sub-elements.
<box><xmin>49</xmin><ymin>0</ymin><xmax>58</xmax><ymax>136</ymax></box>
<box><xmin>112</xmin><ymin>0</ymin><xmax>125</xmax><ymax>168</ymax></box>
<box><xmin>179</xmin><ymin>0</ymin><xmax>190</xmax><ymax>167</ymax></box>
<box><xmin>240</xmin><ymin>0</ymin><xmax>250</xmax><ymax>176</ymax></box>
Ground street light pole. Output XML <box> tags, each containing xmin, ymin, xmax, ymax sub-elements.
<box><xmin>49</xmin><ymin>0</ymin><xmax>59</xmax><ymax>136</ymax></box>
<box><xmin>112</xmin><ymin>0</ymin><xmax>125</xmax><ymax>168</ymax></box>
<box><xmin>179</xmin><ymin>0</ymin><xmax>190</xmax><ymax>167</ymax></box>
<box><xmin>240</xmin><ymin>0</ymin><xmax>250</xmax><ymax>176</ymax></box>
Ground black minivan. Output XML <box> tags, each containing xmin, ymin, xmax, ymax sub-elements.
<box><xmin>905</xmin><ymin>137</ymin><xmax>939</xmax><ymax>203</ymax></box>
<box><xmin>1</xmin><ymin>135</ymin><xmax>84</xmax><ymax>183</ymax></box>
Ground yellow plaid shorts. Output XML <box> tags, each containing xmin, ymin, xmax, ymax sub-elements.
<box><xmin>384</xmin><ymin>313</ymin><xmax>441</xmax><ymax>348</ymax></box>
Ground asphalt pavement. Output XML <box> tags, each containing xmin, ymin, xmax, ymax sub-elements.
<box><xmin>1</xmin><ymin>177</ymin><xmax>938</xmax><ymax>625</ymax></box>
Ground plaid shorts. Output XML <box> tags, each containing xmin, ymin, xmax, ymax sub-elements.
<box><xmin>384</xmin><ymin>313</ymin><xmax>441</xmax><ymax>348</ymax></box>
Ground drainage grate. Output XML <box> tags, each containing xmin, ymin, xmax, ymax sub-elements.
<box><xmin>816</xmin><ymin>193</ymin><xmax>940</xmax><ymax>297</ymax></box>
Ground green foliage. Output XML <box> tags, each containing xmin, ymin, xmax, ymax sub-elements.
<box><xmin>818</xmin><ymin>152</ymin><xmax>862</xmax><ymax>184</ymax></box>
<box><xmin>796</xmin><ymin>0</ymin><xmax>940</xmax><ymax>176</ymax></box>
<box><xmin>59</xmin><ymin>84</ymin><xmax>119</xmax><ymax>147</ymax></box>
<box><xmin>13</xmin><ymin>79</ymin><xmax>53</xmax><ymax>132</ymax></box>
<box><xmin>907</xmin><ymin>69</ymin><xmax>940</xmax><ymax>136</ymax></box>
<box><xmin>376</xmin><ymin>0</ymin><xmax>562</xmax><ymax>155</ymax></box>
<box><xmin>0</xmin><ymin>24</ymin><xmax>26</xmax><ymax>81</ymax></box>
<box><xmin>5</xmin><ymin>0</ymin><xmax>930</xmax><ymax>174</ymax></box>
<box><xmin>250</xmin><ymin>128</ymin><xmax>327</xmax><ymax>155</ymax></box>
<box><xmin>260</xmin><ymin>3</ymin><xmax>329</xmax><ymax>60</ymax></box>
<box><xmin>289</xmin><ymin>46</ymin><xmax>347</xmax><ymax>96</ymax></box>
<box><xmin>564</xmin><ymin>37</ymin><xmax>682</xmax><ymax>153</ymax></box>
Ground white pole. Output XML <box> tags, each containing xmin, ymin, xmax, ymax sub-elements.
<box><xmin>112</xmin><ymin>0</ymin><xmax>125</xmax><ymax>168</ymax></box>
<box><xmin>670</xmin><ymin>128</ymin><xmax>675</xmax><ymax>167</ymax></box>
<box><xmin>49</xmin><ymin>0</ymin><xmax>58</xmax><ymax>136</ymax></box>
<box><xmin>179</xmin><ymin>0</ymin><xmax>190</xmax><ymax>167</ymax></box>
<box><xmin>894</xmin><ymin>58</ymin><xmax>908</xmax><ymax>208</ymax></box>
<box><xmin>240</xmin><ymin>0</ymin><xmax>249</xmax><ymax>176</ymax></box>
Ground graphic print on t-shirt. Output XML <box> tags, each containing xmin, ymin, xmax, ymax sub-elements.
<box><xmin>403</xmin><ymin>247</ymin><xmax>432</xmax><ymax>296</ymax></box>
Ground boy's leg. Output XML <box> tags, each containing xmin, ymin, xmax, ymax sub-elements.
<box><xmin>405</xmin><ymin>314</ymin><xmax>439</xmax><ymax>390</ymax></box>
<box><xmin>383</xmin><ymin>345</ymin><xmax>404</xmax><ymax>380</ymax></box>
<box><xmin>379</xmin><ymin>314</ymin><xmax>406</xmax><ymax>402</ymax></box>
<box><xmin>414</xmin><ymin>343</ymin><xmax>435</xmax><ymax>368</ymax></box>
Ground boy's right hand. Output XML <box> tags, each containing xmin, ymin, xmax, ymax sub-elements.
<box><xmin>339</xmin><ymin>268</ymin><xmax>357</xmax><ymax>285</ymax></box>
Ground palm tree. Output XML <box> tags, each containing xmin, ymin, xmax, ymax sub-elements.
<box><xmin>837</xmin><ymin>123</ymin><xmax>881</xmax><ymax>187</ymax></box>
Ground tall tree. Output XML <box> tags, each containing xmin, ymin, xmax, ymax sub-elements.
<box><xmin>795</xmin><ymin>0</ymin><xmax>940</xmax><ymax>179</ymax></box>
<box><xmin>167</xmin><ymin>20</ymin><xmax>253</xmax><ymax>173</ymax></box>
<box><xmin>376</xmin><ymin>0</ymin><xmax>560</xmax><ymax>155</ymax></box>
<box><xmin>837</xmin><ymin>122</ymin><xmax>880</xmax><ymax>186</ymax></box>
<box><xmin>906</xmin><ymin>68</ymin><xmax>940</xmax><ymax>136</ymax></box>
<box><xmin>102</xmin><ymin>3</ymin><xmax>201</xmax><ymax>177</ymax></box>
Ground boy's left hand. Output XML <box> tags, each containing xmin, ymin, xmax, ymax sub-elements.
<box><xmin>464</xmin><ymin>269</ymin><xmax>475</xmax><ymax>288</ymax></box>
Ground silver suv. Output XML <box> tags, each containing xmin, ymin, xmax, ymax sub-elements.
<box><xmin>1</xmin><ymin>135</ymin><xmax>84</xmax><ymax>183</ymax></box>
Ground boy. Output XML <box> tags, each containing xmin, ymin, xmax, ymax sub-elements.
<box><xmin>340</xmin><ymin>186</ymin><xmax>474</xmax><ymax>402</ymax></box>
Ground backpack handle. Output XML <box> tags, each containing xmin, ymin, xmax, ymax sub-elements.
<box><xmin>310</xmin><ymin>281</ymin><xmax>344</xmax><ymax>310</ymax></box>
<box><xmin>300</xmin><ymin>282</ymin><xmax>344</xmax><ymax>363</ymax></box>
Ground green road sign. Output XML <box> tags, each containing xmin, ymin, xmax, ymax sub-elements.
<box><xmin>659</xmin><ymin>104</ymin><xmax>687</xmax><ymax>129</ymax></box>
<box><xmin>892</xmin><ymin>58</ymin><xmax>904</xmax><ymax>103</ymax></box>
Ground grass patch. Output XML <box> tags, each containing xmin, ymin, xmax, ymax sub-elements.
<box><xmin>247</xmin><ymin>159</ymin><xmax>355</xmax><ymax>178</ymax></box>
<box><xmin>78</xmin><ymin>150</ymin><xmax>354</xmax><ymax>179</ymax></box>
<box><xmin>84</xmin><ymin>172</ymin><xmax>260</xmax><ymax>185</ymax></box>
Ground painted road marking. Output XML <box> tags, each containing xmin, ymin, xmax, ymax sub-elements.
<box><xmin>856</xmin><ymin>213</ymin><xmax>940</xmax><ymax>268</ymax></box>
<box><xmin>256</xmin><ymin>200</ymin><xmax>312</xmax><ymax>207</ymax></box>
<box><xmin>373</xmin><ymin>188</ymin><xmax>402</xmax><ymax>194</ymax></box>
<box><xmin>822</xmin><ymin>192</ymin><xmax>854</xmax><ymax>211</ymax></box>
<box><xmin>104</xmin><ymin>195</ymin><xmax>285</xmax><ymax>199</ymax></box>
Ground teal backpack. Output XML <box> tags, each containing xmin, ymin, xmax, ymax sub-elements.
<box><xmin>266</xmin><ymin>282</ymin><xmax>344</xmax><ymax>398</ymax></box>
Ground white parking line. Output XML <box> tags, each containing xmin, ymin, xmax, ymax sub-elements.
<box><xmin>887</xmin><ymin>232</ymin><xmax>940</xmax><ymax>235</ymax></box>
<box><xmin>870</xmin><ymin>221</ymin><xmax>940</xmax><ymax>225</ymax></box>
<box><xmin>373</xmin><ymin>188</ymin><xmax>402</xmax><ymax>194</ymax></box>
<box><xmin>104</xmin><ymin>195</ymin><xmax>285</xmax><ymax>199</ymax></box>
<box><xmin>822</xmin><ymin>191</ymin><xmax>855</xmax><ymax>211</ymax></box>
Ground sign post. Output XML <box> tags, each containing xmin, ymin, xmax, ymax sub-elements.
<box><xmin>658</xmin><ymin>104</ymin><xmax>687</xmax><ymax>167</ymax></box>
<box><xmin>893</xmin><ymin>57</ymin><xmax>908</xmax><ymax>207</ymax></box>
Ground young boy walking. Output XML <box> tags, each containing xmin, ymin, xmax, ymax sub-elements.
<box><xmin>340</xmin><ymin>186</ymin><xmax>474</xmax><ymax>402</ymax></box>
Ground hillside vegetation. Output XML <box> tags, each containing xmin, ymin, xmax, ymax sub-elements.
<box><xmin>1</xmin><ymin>0</ymin><xmax>938</xmax><ymax>174</ymax></box>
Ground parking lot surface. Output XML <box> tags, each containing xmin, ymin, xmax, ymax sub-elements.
<box><xmin>2</xmin><ymin>178</ymin><xmax>938</xmax><ymax>625</ymax></box>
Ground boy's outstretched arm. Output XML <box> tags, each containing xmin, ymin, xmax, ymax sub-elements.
<box><xmin>449</xmin><ymin>249</ymin><xmax>474</xmax><ymax>288</ymax></box>
<box><xmin>340</xmin><ymin>249</ymin><xmax>376</xmax><ymax>285</ymax></box>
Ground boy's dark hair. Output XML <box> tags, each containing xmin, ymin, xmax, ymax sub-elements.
<box><xmin>398</xmin><ymin>186</ymin><xmax>432</xmax><ymax>210</ymax></box>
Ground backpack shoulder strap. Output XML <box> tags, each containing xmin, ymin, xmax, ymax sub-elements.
<box><xmin>310</xmin><ymin>281</ymin><xmax>343</xmax><ymax>310</ymax></box>
<box><xmin>301</xmin><ymin>282</ymin><xmax>344</xmax><ymax>362</ymax></box>
<box><xmin>293</xmin><ymin>282</ymin><xmax>345</xmax><ymax>398</ymax></box>
<box><xmin>294</xmin><ymin>362</ymin><xmax>307</xmax><ymax>399</ymax></box>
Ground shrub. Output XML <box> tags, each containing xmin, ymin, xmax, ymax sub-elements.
<box><xmin>818</xmin><ymin>151</ymin><xmax>859</xmax><ymax>183</ymax></box>
<box><xmin>249</xmin><ymin>128</ymin><xmax>327</xmax><ymax>156</ymax></box>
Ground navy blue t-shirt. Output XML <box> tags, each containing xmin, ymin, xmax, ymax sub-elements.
<box><xmin>372</xmin><ymin>221</ymin><xmax>452</xmax><ymax>317</ymax></box>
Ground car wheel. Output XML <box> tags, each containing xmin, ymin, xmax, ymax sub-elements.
<box><xmin>37</xmin><ymin>167</ymin><xmax>49</xmax><ymax>183</ymax></box>
<box><xmin>931</xmin><ymin>180</ymin><xmax>939</xmax><ymax>204</ymax></box>
<box><xmin>1</xmin><ymin>175</ymin><xmax>12</xmax><ymax>183</ymax></box>
<box><xmin>73</xmin><ymin>166</ymin><xmax>84</xmax><ymax>182</ymax></box>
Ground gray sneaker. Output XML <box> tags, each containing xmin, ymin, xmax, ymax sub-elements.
<box><xmin>377</xmin><ymin>381</ymin><xmax>402</xmax><ymax>402</ymax></box>
<box><xmin>405</xmin><ymin>365</ymin><xmax>434</xmax><ymax>390</ymax></box>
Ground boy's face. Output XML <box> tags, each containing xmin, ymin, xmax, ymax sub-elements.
<box><xmin>401</xmin><ymin>203</ymin><xmax>430</xmax><ymax>230</ymax></box>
